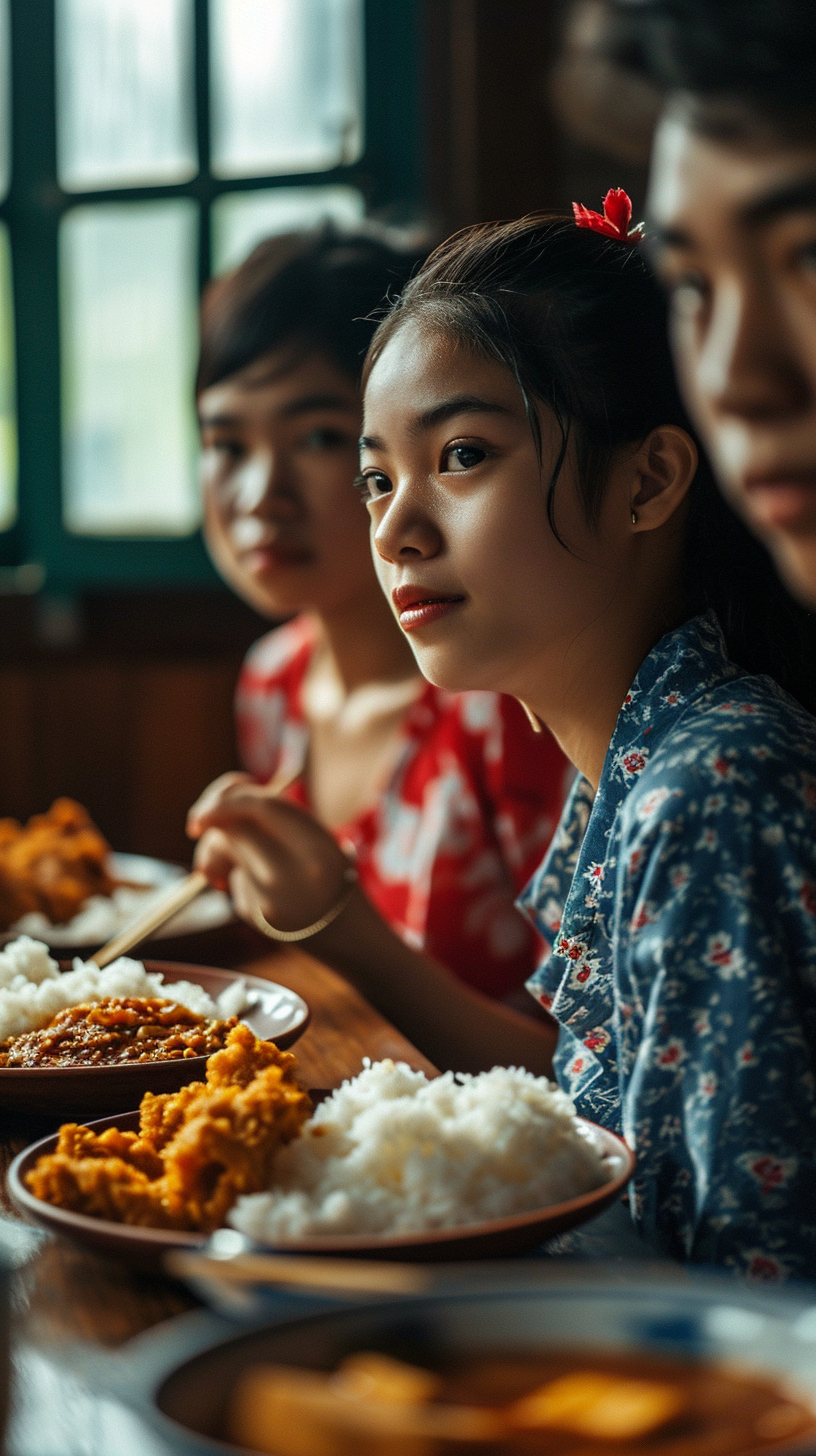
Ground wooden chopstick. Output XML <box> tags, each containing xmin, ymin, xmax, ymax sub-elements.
<box><xmin>164</xmin><ymin>1249</ymin><xmax>432</xmax><ymax>1297</ymax></box>
<box><xmin>88</xmin><ymin>762</ymin><xmax>304</xmax><ymax>969</ymax></box>
<box><xmin>89</xmin><ymin>870</ymin><xmax>211</xmax><ymax>968</ymax></box>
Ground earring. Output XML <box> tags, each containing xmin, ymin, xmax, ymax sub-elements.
<box><xmin>519</xmin><ymin>700</ymin><xmax>544</xmax><ymax>734</ymax></box>
<box><xmin>631</xmin><ymin>508</ymin><xmax>638</xmax><ymax>525</ymax></box>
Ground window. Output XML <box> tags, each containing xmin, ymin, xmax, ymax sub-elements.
<box><xmin>2</xmin><ymin>0</ymin><xmax>421</xmax><ymax>588</ymax></box>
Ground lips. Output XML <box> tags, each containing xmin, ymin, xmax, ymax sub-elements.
<box><xmin>391</xmin><ymin>584</ymin><xmax>466</xmax><ymax>632</ymax></box>
<box><xmin>743</xmin><ymin>470</ymin><xmax>816</xmax><ymax>532</ymax></box>
<box><xmin>243</xmin><ymin>542</ymin><xmax>314</xmax><ymax>570</ymax></box>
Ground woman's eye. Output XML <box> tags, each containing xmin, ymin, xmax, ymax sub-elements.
<box><xmin>205</xmin><ymin>439</ymin><xmax>244</xmax><ymax>463</ymax></box>
<box><xmin>354</xmin><ymin>471</ymin><xmax>392</xmax><ymax>502</ymax></box>
<box><xmin>796</xmin><ymin>240</ymin><xmax>816</xmax><ymax>273</ymax></box>
<box><xmin>301</xmin><ymin>427</ymin><xmax>352</xmax><ymax>450</ymax></box>
<box><xmin>443</xmin><ymin>443</ymin><xmax>487</xmax><ymax>472</ymax></box>
<box><xmin>666</xmin><ymin>273</ymin><xmax>709</xmax><ymax>315</ymax></box>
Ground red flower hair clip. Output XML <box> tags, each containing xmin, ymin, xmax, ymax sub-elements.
<box><xmin>572</xmin><ymin>188</ymin><xmax>644</xmax><ymax>246</ymax></box>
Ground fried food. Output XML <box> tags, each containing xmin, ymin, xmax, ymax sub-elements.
<box><xmin>26</xmin><ymin>1024</ymin><xmax>312</xmax><ymax>1231</ymax></box>
<box><xmin>0</xmin><ymin>798</ymin><xmax>114</xmax><ymax>928</ymax></box>
<box><xmin>0</xmin><ymin>997</ymin><xmax>236</xmax><ymax>1067</ymax></box>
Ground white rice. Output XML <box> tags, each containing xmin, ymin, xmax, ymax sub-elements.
<box><xmin>0</xmin><ymin>935</ymin><xmax>247</xmax><ymax>1041</ymax></box>
<box><xmin>230</xmin><ymin>1059</ymin><xmax>607</xmax><ymax>1239</ymax></box>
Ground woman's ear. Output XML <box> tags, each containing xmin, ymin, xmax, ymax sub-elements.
<box><xmin>629</xmin><ymin>425</ymin><xmax>698</xmax><ymax>532</ymax></box>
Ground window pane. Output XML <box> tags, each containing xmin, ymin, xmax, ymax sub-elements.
<box><xmin>212</xmin><ymin>185</ymin><xmax>364</xmax><ymax>272</ymax></box>
<box><xmin>0</xmin><ymin>225</ymin><xmax>16</xmax><ymax>530</ymax></box>
<box><xmin>0</xmin><ymin>0</ymin><xmax>10</xmax><ymax>202</ymax></box>
<box><xmin>56</xmin><ymin>0</ymin><xmax>196</xmax><ymax>191</ymax></box>
<box><xmin>210</xmin><ymin>0</ymin><xmax>364</xmax><ymax>179</ymax></box>
<box><xmin>60</xmin><ymin>203</ymin><xmax>199</xmax><ymax>536</ymax></box>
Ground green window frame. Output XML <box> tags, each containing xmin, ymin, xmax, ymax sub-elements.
<box><xmin>1</xmin><ymin>0</ymin><xmax>422</xmax><ymax>589</ymax></box>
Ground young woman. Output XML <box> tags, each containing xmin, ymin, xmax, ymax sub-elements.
<box><xmin>610</xmin><ymin>0</ymin><xmax>816</xmax><ymax>613</ymax></box>
<box><xmin>196</xmin><ymin>226</ymin><xmax>568</xmax><ymax>998</ymax></box>
<box><xmin>190</xmin><ymin>201</ymin><xmax>816</xmax><ymax>1278</ymax></box>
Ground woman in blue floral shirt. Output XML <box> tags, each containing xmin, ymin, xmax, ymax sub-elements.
<box><xmin>188</xmin><ymin>199</ymin><xmax>816</xmax><ymax>1278</ymax></box>
<box><xmin>521</xmin><ymin>610</ymin><xmax>816</xmax><ymax>1278</ymax></box>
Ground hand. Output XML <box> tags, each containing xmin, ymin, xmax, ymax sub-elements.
<box><xmin>187</xmin><ymin>774</ymin><xmax>353</xmax><ymax>934</ymax></box>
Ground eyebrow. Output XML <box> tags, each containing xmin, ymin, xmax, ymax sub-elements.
<box><xmin>740</xmin><ymin>174</ymin><xmax>816</xmax><ymax>227</ymax></box>
<box><xmin>359</xmin><ymin>394</ymin><xmax>513</xmax><ymax>452</ymax></box>
<box><xmin>650</xmin><ymin>173</ymin><xmax>816</xmax><ymax>253</ymax></box>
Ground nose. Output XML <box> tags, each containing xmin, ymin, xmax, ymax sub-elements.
<box><xmin>233</xmin><ymin>449</ymin><xmax>300</xmax><ymax>520</ymax></box>
<box><xmin>372</xmin><ymin>479</ymin><xmax>444</xmax><ymax>565</ymax></box>
<box><xmin>694</xmin><ymin>274</ymin><xmax>812</xmax><ymax>424</ymax></box>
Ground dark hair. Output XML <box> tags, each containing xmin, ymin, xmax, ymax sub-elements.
<box><xmin>197</xmin><ymin>223</ymin><xmax>429</xmax><ymax>395</ymax></box>
<box><xmin>607</xmin><ymin>0</ymin><xmax>816</xmax><ymax>135</ymax></box>
<box><xmin>365</xmin><ymin>214</ymin><xmax>816</xmax><ymax>710</ymax></box>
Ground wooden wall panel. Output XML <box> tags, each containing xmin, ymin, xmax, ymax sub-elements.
<box><xmin>130</xmin><ymin>661</ymin><xmax>240</xmax><ymax>864</ymax></box>
<box><xmin>0</xmin><ymin>671</ymin><xmax>35</xmax><ymax>821</ymax></box>
<box><xmin>0</xmin><ymin>655</ymin><xmax>242</xmax><ymax>865</ymax></box>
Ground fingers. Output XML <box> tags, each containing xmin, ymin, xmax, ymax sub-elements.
<box><xmin>191</xmin><ymin>783</ymin><xmax>338</xmax><ymax>867</ymax></box>
<box><xmin>187</xmin><ymin>771</ymin><xmax>254</xmax><ymax>838</ymax></box>
<box><xmin>192</xmin><ymin>827</ymin><xmax>241</xmax><ymax>892</ymax></box>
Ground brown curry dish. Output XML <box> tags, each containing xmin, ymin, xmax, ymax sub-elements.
<box><xmin>229</xmin><ymin>1347</ymin><xmax>816</xmax><ymax>1456</ymax></box>
<box><xmin>0</xmin><ymin>997</ymin><xmax>236</xmax><ymax>1067</ymax></box>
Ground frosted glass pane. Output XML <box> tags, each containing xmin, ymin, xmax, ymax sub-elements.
<box><xmin>56</xmin><ymin>0</ymin><xmax>196</xmax><ymax>191</ymax></box>
<box><xmin>210</xmin><ymin>0</ymin><xmax>364</xmax><ymax>179</ymax></box>
<box><xmin>0</xmin><ymin>0</ymin><xmax>10</xmax><ymax>202</ymax></box>
<box><xmin>212</xmin><ymin>185</ymin><xmax>365</xmax><ymax>271</ymax></box>
<box><xmin>60</xmin><ymin>203</ymin><xmax>200</xmax><ymax>536</ymax></box>
<box><xmin>0</xmin><ymin>226</ymin><xmax>16</xmax><ymax>531</ymax></box>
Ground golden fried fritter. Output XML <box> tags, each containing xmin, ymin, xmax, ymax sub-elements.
<box><xmin>26</xmin><ymin>1025</ymin><xmax>313</xmax><ymax>1232</ymax></box>
<box><xmin>0</xmin><ymin>798</ymin><xmax>114</xmax><ymax>928</ymax></box>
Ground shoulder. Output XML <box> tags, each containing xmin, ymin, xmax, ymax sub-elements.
<box><xmin>239</xmin><ymin>617</ymin><xmax>316</xmax><ymax>692</ymax></box>
<box><xmin>621</xmin><ymin>673</ymin><xmax>816</xmax><ymax>862</ymax></box>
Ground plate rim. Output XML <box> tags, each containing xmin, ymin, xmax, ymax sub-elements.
<box><xmin>7</xmin><ymin>1111</ymin><xmax>634</xmax><ymax>1254</ymax></box>
<box><xmin>0</xmin><ymin>961</ymin><xmax>309</xmax><ymax>1082</ymax></box>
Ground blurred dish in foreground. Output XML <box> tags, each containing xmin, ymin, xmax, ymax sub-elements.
<box><xmin>228</xmin><ymin>1345</ymin><xmax>816</xmax><ymax>1456</ymax></box>
<box><xmin>8</xmin><ymin>1050</ymin><xmax>632</xmax><ymax>1265</ymax></box>
<box><xmin>0</xmin><ymin>963</ymin><xmax>308</xmax><ymax>1114</ymax></box>
<box><xmin>144</xmin><ymin>1280</ymin><xmax>816</xmax><ymax>1456</ymax></box>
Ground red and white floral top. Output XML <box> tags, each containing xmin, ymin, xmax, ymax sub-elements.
<box><xmin>236</xmin><ymin>616</ymin><xmax>570</xmax><ymax>998</ymax></box>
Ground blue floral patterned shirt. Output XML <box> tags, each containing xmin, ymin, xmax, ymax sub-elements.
<box><xmin>522</xmin><ymin>612</ymin><xmax>816</xmax><ymax>1280</ymax></box>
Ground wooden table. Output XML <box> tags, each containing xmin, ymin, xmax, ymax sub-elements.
<box><xmin>0</xmin><ymin>937</ymin><xmax>651</xmax><ymax>1455</ymax></box>
<box><xmin>0</xmin><ymin>942</ymin><xmax>436</xmax><ymax>1355</ymax></box>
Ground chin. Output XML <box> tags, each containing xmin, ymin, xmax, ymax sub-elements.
<box><xmin>229</xmin><ymin>574</ymin><xmax>311</xmax><ymax>621</ymax></box>
<box><xmin>408</xmin><ymin>645</ymin><xmax>496</xmax><ymax>695</ymax></box>
<box><xmin>773</xmin><ymin>536</ymin><xmax>816</xmax><ymax>612</ymax></box>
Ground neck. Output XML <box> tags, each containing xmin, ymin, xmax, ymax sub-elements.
<box><xmin>522</xmin><ymin>583</ymin><xmax>685</xmax><ymax>791</ymax></box>
<box><xmin>309</xmin><ymin>584</ymin><xmax>419</xmax><ymax>696</ymax></box>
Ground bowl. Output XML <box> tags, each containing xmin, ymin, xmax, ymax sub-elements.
<box><xmin>120</xmin><ymin>1271</ymin><xmax>816</xmax><ymax>1455</ymax></box>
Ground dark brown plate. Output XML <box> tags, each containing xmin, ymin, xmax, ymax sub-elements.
<box><xmin>0</xmin><ymin>961</ymin><xmax>309</xmax><ymax>1114</ymax></box>
<box><xmin>7</xmin><ymin>1111</ymin><xmax>634</xmax><ymax>1270</ymax></box>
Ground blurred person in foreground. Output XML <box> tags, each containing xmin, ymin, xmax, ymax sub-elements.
<box><xmin>196</xmin><ymin>225</ymin><xmax>568</xmax><ymax>999</ymax></box>
<box><xmin>608</xmin><ymin>0</ymin><xmax>816</xmax><ymax>612</ymax></box>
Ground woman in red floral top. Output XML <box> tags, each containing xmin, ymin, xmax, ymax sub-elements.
<box><xmin>237</xmin><ymin>614</ymin><xmax>566</xmax><ymax>996</ymax></box>
<box><xmin>197</xmin><ymin>226</ymin><xmax>568</xmax><ymax>998</ymax></box>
